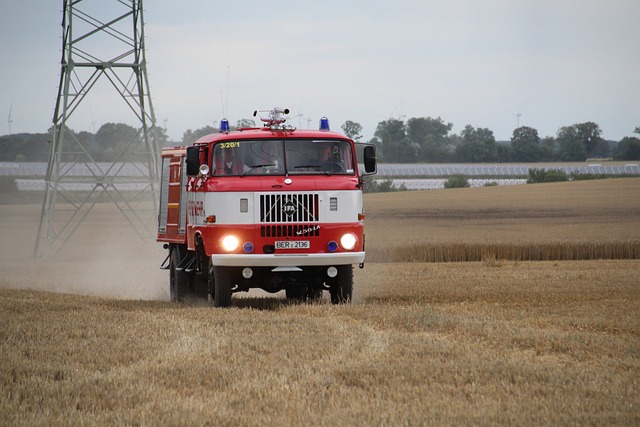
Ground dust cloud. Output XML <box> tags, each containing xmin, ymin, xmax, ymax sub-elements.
<box><xmin>0</xmin><ymin>203</ymin><xmax>366</xmax><ymax>304</ymax></box>
<box><xmin>0</xmin><ymin>203</ymin><xmax>168</xmax><ymax>301</ymax></box>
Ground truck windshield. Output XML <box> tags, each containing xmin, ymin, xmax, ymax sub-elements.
<box><xmin>211</xmin><ymin>139</ymin><xmax>354</xmax><ymax>176</ymax></box>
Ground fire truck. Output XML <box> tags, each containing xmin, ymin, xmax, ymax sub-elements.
<box><xmin>157</xmin><ymin>108</ymin><xmax>377</xmax><ymax>307</ymax></box>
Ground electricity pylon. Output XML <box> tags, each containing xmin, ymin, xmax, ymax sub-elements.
<box><xmin>34</xmin><ymin>0</ymin><xmax>160</xmax><ymax>258</ymax></box>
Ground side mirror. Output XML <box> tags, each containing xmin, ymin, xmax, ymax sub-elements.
<box><xmin>185</xmin><ymin>146</ymin><xmax>200</xmax><ymax>176</ymax></box>
<box><xmin>363</xmin><ymin>145</ymin><xmax>377</xmax><ymax>174</ymax></box>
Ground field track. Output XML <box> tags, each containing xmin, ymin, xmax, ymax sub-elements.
<box><xmin>1</xmin><ymin>179</ymin><xmax>639</xmax><ymax>425</ymax></box>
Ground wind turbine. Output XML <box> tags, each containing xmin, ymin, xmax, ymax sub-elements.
<box><xmin>90</xmin><ymin>107</ymin><xmax>97</xmax><ymax>133</ymax></box>
<box><xmin>509</xmin><ymin>101</ymin><xmax>526</xmax><ymax>128</ymax></box>
<box><xmin>7</xmin><ymin>105</ymin><xmax>13</xmax><ymax>135</ymax></box>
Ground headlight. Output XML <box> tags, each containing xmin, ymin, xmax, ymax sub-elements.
<box><xmin>221</xmin><ymin>235</ymin><xmax>239</xmax><ymax>252</ymax></box>
<box><xmin>340</xmin><ymin>233</ymin><xmax>357</xmax><ymax>251</ymax></box>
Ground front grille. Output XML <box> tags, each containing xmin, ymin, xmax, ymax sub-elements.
<box><xmin>260</xmin><ymin>193</ymin><xmax>319</xmax><ymax>223</ymax></box>
<box><xmin>261</xmin><ymin>224</ymin><xmax>320</xmax><ymax>238</ymax></box>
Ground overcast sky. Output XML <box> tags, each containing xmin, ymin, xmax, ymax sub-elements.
<box><xmin>1</xmin><ymin>0</ymin><xmax>638</xmax><ymax>142</ymax></box>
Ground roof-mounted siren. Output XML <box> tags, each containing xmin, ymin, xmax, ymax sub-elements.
<box><xmin>220</xmin><ymin>118</ymin><xmax>230</xmax><ymax>133</ymax></box>
<box><xmin>319</xmin><ymin>116</ymin><xmax>330</xmax><ymax>131</ymax></box>
<box><xmin>253</xmin><ymin>107</ymin><xmax>290</xmax><ymax>128</ymax></box>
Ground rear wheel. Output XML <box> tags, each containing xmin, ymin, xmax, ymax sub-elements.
<box><xmin>169</xmin><ymin>246</ymin><xmax>190</xmax><ymax>302</ymax></box>
<box><xmin>212</xmin><ymin>266</ymin><xmax>233</xmax><ymax>307</ymax></box>
<box><xmin>330</xmin><ymin>265</ymin><xmax>353</xmax><ymax>304</ymax></box>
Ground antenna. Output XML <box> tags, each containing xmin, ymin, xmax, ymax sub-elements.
<box><xmin>226</xmin><ymin>65</ymin><xmax>230</xmax><ymax>120</ymax></box>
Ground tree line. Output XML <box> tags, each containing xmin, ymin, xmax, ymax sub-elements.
<box><xmin>1</xmin><ymin>119</ymin><xmax>638</xmax><ymax>163</ymax></box>
<box><xmin>352</xmin><ymin>118</ymin><xmax>640</xmax><ymax>163</ymax></box>
<box><xmin>0</xmin><ymin>124</ymin><xmax>170</xmax><ymax>162</ymax></box>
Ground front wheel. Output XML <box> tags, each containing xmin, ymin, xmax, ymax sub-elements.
<box><xmin>212</xmin><ymin>266</ymin><xmax>233</xmax><ymax>307</ymax></box>
<box><xmin>330</xmin><ymin>265</ymin><xmax>353</xmax><ymax>304</ymax></box>
<box><xmin>169</xmin><ymin>247</ymin><xmax>190</xmax><ymax>303</ymax></box>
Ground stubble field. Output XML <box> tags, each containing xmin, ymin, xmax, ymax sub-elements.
<box><xmin>1</xmin><ymin>179</ymin><xmax>639</xmax><ymax>425</ymax></box>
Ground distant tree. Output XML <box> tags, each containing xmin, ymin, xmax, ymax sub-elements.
<box><xmin>406</xmin><ymin>117</ymin><xmax>453</xmax><ymax>162</ymax></box>
<box><xmin>557</xmin><ymin>127</ymin><xmax>585</xmax><ymax>161</ymax></box>
<box><xmin>181</xmin><ymin>126</ymin><xmax>216</xmax><ymax>146</ymax></box>
<box><xmin>496</xmin><ymin>143</ymin><xmax>512</xmax><ymax>162</ymax></box>
<box><xmin>372</xmin><ymin>119</ymin><xmax>410</xmax><ymax>162</ymax></box>
<box><xmin>0</xmin><ymin>132</ymin><xmax>52</xmax><ymax>162</ymax></box>
<box><xmin>539</xmin><ymin>136</ymin><xmax>557</xmax><ymax>161</ymax></box>
<box><xmin>236</xmin><ymin>118</ymin><xmax>256</xmax><ymax>129</ymax></box>
<box><xmin>614</xmin><ymin>137</ymin><xmax>640</xmax><ymax>160</ymax></box>
<box><xmin>577</xmin><ymin>122</ymin><xmax>606</xmax><ymax>157</ymax></box>
<box><xmin>556</xmin><ymin>122</ymin><xmax>605</xmax><ymax>161</ymax></box>
<box><xmin>94</xmin><ymin>123</ymin><xmax>140</xmax><ymax>161</ymax></box>
<box><xmin>341</xmin><ymin>120</ymin><xmax>363</xmax><ymax>142</ymax></box>
<box><xmin>510</xmin><ymin>126</ymin><xmax>541</xmax><ymax>162</ymax></box>
<box><xmin>454</xmin><ymin>125</ymin><xmax>497</xmax><ymax>162</ymax></box>
<box><xmin>153</xmin><ymin>126</ymin><xmax>170</xmax><ymax>148</ymax></box>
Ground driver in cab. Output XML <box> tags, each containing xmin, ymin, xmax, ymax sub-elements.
<box><xmin>319</xmin><ymin>143</ymin><xmax>344</xmax><ymax>172</ymax></box>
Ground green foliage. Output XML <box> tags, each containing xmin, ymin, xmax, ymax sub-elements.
<box><xmin>444</xmin><ymin>175</ymin><xmax>469</xmax><ymax>189</ymax></box>
<box><xmin>363</xmin><ymin>178</ymin><xmax>407</xmax><ymax>193</ymax></box>
<box><xmin>181</xmin><ymin>126</ymin><xmax>216</xmax><ymax>146</ymax></box>
<box><xmin>236</xmin><ymin>118</ymin><xmax>256</xmax><ymax>129</ymax></box>
<box><xmin>4</xmin><ymin>118</ymin><xmax>637</xmax><ymax>164</ymax></box>
<box><xmin>527</xmin><ymin>169</ymin><xmax>568</xmax><ymax>183</ymax></box>
<box><xmin>0</xmin><ymin>133</ymin><xmax>51</xmax><ymax>161</ymax></box>
<box><xmin>511</xmin><ymin>126</ymin><xmax>541</xmax><ymax>162</ymax></box>
<box><xmin>372</xmin><ymin>119</ymin><xmax>409</xmax><ymax>163</ymax></box>
<box><xmin>570</xmin><ymin>172</ymin><xmax>608</xmax><ymax>181</ymax></box>
<box><xmin>454</xmin><ymin>125</ymin><xmax>498</xmax><ymax>162</ymax></box>
<box><xmin>407</xmin><ymin>117</ymin><xmax>453</xmax><ymax>162</ymax></box>
<box><xmin>614</xmin><ymin>137</ymin><xmax>640</xmax><ymax>160</ymax></box>
<box><xmin>556</xmin><ymin>122</ymin><xmax>605</xmax><ymax>161</ymax></box>
<box><xmin>341</xmin><ymin>120</ymin><xmax>363</xmax><ymax>142</ymax></box>
<box><xmin>92</xmin><ymin>123</ymin><xmax>141</xmax><ymax>161</ymax></box>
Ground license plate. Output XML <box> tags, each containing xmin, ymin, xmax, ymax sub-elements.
<box><xmin>275</xmin><ymin>240</ymin><xmax>310</xmax><ymax>250</ymax></box>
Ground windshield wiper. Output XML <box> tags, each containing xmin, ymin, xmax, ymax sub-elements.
<box><xmin>240</xmin><ymin>164</ymin><xmax>276</xmax><ymax>177</ymax></box>
<box><xmin>294</xmin><ymin>165</ymin><xmax>331</xmax><ymax>175</ymax></box>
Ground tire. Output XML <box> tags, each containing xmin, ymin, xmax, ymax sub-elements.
<box><xmin>193</xmin><ymin>238</ymin><xmax>210</xmax><ymax>298</ymax></box>
<box><xmin>330</xmin><ymin>265</ymin><xmax>353</xmax><ymax>304</ymax></box>
<box><xmin>286</xmin><ymin>286</ymin><xmax>308</xmax><ymax>302</ymax></box>
<box><xmin>212</xmin><ymin>266</ymin><xmax>233</xmax><ymax>307</ymax></box>
<box><xmin>307</xmin><ymin>288</ymin><xmax>324</xmax><ymax>302</ymax></box>
<box><xmin>169</xmin><ymin>247</ymin><xmax>190</xmax><ymax>302</ymax></box>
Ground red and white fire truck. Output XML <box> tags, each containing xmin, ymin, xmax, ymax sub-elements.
<box><xmin>157</xmin><ymin>108</ymin><xmax>377</xmax><ymax>307</ymax></box>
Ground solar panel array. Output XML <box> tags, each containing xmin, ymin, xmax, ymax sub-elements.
<box><xmin>376</xmin><ymin>163</ymin><xmax>640</xmax><ymax>176</ymax></box>
<box><xmin>3</xmin><ymin>162</ymin><xmax>639</xmax><ymax>192</ymax></box>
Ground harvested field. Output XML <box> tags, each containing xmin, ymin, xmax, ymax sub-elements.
<box><xmin>1</xmin><ymin>179</ymin><xmax>639</xmax><ymax>425</ymax></box>
<box><xmin>365</xmin><ymin>178</ymin><xmax>640</xmax><ymax>262</ymax></box>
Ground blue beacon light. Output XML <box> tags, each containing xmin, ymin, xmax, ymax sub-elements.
<box><xmin>220</xmin><ymin>118</ymin><xmax>230</xmax><ymax>133</ymax></box>
<box><xmin>319</xmin><ymin>117</ymin><xmax>330</xmax><ymax>131</ymax></box>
